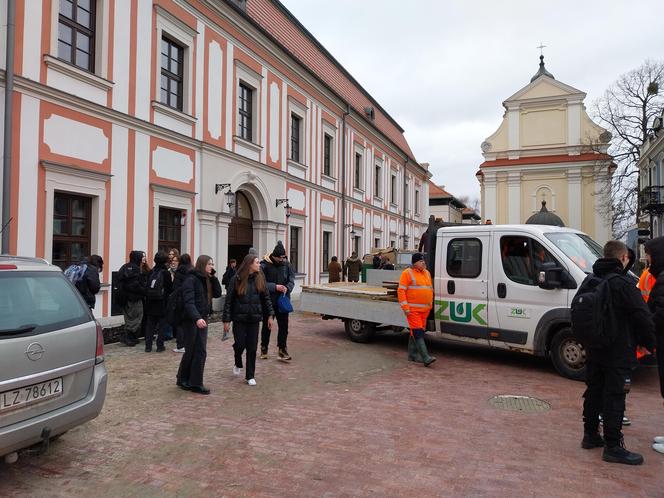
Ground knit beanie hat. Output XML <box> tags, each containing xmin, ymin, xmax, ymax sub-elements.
<box><xmin>271</xmin><ymin>241</ymin><xmax>286</xmax><ymax>258</ymax></box>
<box><xmin>411</xmin><ymin>252</ymin><xmax>425</xmax><ymax>265</ymax></box>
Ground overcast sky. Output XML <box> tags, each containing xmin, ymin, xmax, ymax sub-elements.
<box><xmin>280</xmin><ymin>0</ymin><xmax>664</xmax><ymax>204</ymax></box>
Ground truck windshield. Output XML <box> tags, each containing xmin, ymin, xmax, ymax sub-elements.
<box><xmin>544</xmin><ymin>232</ymin><xmax>603</xmax><ymax>273</ymax></box>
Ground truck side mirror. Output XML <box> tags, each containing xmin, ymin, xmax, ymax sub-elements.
<box><xmin>537</xmin><ymin>263</ymin><xmax>577</xmax><ymax>290</ymax></box>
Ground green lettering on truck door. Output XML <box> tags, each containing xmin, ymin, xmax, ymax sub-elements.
<box><xmin>435</xmin><ymin>300</ymin><xmax>487</xmax><ymax>326</ymax></box>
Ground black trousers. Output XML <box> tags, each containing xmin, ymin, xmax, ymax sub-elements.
<box><xmin>145</xmin><ymin>314</ymin><xmax>166</xmax><ymax>350</ymax></box>
<box><xmin>261</xmin><ymin>312</ymin><xmax>289</xmax><ymax>350</ymax></box>
<box><xmin>233</xmin><ymin>321</ymin><xmax>260</xmax><ymax>380</ymax></box>
<box><xmin>583</xmin><ymin>359</ymin><xmax>630</xmax><ymax>447</ymax></box>
<box><xmin>174</xmin><ymin>323</ymin><xmax>185</xmax><ymax>350</ymax></box>
<box><xmin>176</xmin><ymin>321</ymin><xmax>208</xmax><ymax>388</ymax></box>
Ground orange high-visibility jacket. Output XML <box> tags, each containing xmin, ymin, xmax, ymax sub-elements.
<box><xmin>397</xmin><ymin>267</ymin><xmax>434</xmax><ymax>314</ymax></box>
<box><xmin>638</xmin><ymin>269</ymin><xmax>656</xmax><ymax>302</ymax></box>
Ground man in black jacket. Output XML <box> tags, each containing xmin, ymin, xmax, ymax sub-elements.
<box><xmin>644</xmin><ymin>237</ymin><xmax>664</xmax><ymax>454</ymax></box>
<box><xmin>580</xmin><ymin>240</ymin><xmax>655</xmax><ymax>465</ymax></box>
<box><xmin>117</xmin><ymin>250</ymin><xmax>146</xmax><ymax>346</ymax></box>
<box><xmin>260</xmin><ymin>241</ymin><xmax>295</xmax><ymax>361</ymax></box>
<box><xmin>75</xmin><ymin>255</ymin><xmax>103</xmax><ymax>309</ymax></box>
<box><xmin>144</xmin><ymin>251</ymin><xmax>173</xmax><ymax>352</ymax></box>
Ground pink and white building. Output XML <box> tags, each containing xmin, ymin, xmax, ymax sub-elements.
<box><xmin>0</xmin><ymin>0</ymin><xmax>429</xmax><ymax>319</ymax></box>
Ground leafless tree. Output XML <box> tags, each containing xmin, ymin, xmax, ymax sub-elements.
<box><xmin>591</xmin><ymin>59</ymin><xmax>664</xmax><ymax>237</ymax></box>
<box><xmin>456</xmin><ymin>195</ymin><xmax>480</xmax><ymax>213</ymax></box>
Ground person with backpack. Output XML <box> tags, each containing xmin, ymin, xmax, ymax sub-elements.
<box><xmin>574</xmin><ymin>240</ymin><xmax>655</xmax><ymax>465</ymax></box>
<box><xmin>168</xmin><ymin>253</ymin><xmax>192</xmax><ymax>353</ymax></box>
<box><xmin>176</xmin><ymin>255</ymin><xmax>222</xmax><ymax>395</ymax></box>
<box><xmin>260</xmin><ymin>241</ymin><xmax>295</xmax><ymax>361</ymax></box>
<box><xmin>643</xmin><ymin>237</ymin><xmax>664</xmax><ymax>454</ymax></box>
<box><xmin>221</xmin><ymin>259</ymin><xmax>237</xmax><ymax>292</ymax></box>
<box><xmin>117</xmin><ymin>251</ymin><xmax>146</xmax><ymax>346</ymax></box>
<box><xmin>223</xmin><ymin>254</ymin><xmax>275</xmax><ymax>386</ymax></box>
<box><xmin>144</xmin><ymin>251</ymin><xmax>173</xmax><ymax>352</ymax></box>
<box><xmin>65</xmin><ymin>255</ymin><xmax>103</xmax><ymax>310</ymax></box>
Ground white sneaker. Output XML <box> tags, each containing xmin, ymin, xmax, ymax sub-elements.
<box><xmin>172</xmin><ymin>347</ymin><xmax>185</xmax><ymax>353</ymax></box>
<box><xmin>653</xmin><ymin>436</ymin><xmax>664</xmax><ymax>444</ymax></box>
<box><xmin>233</xmin><ymin>366</ymin><xmax>242</xmax><ymax>376</ymax></box>
<box><xmin>247</xmin><ymin>378</ymin><xmax>256</xmax><ymax>386</ymax></box>
<box><xmin>653</xmin><ymin>443</ymin><xmax>664</xmax><ymax>454</ymax></box>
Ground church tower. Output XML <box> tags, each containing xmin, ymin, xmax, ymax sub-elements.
<box><xmin>477</xmin><ymin>56</ymin><xmax>614</xmax><ymax>244</ymax></box>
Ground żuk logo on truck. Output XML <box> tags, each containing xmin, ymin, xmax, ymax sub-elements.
<box><xmin>435</xmin><ymin>300</ymin><xmax>487</xmax><ymax>326</ymax></box>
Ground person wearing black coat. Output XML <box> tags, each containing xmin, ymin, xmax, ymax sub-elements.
<box><xmin>221</xmin><ymin>259</ymin><xmax>237</xmax><ymax>292</ymax></box>
<box><xmin>223</xmin><ymin>254</ymin><xmax>274</xmax><ymax>385</ymax></box>
<box><xmin>170</xmin><ymin>253</ymin><xmax>192</xmax><ymax>352</ymax></box>
<box><xmin>144</xmin><ymin>251</ymin><xmax>173</xmax><ymax>352</ymax></box>
<box><xmin>580</xmin><ymin>240</ymin><xmax>655</xmax><ymax>466</ymax></box>
<box><xmin>176</xmin><ymin>255</ymin><xmax>222</xmax><ymax>395</ymax></box>
<box><xmin>117</xmin><ymin>250</ymin><xmax>146</xmax><ymax>346</ymax></box>
<box><xmin>644</xmin><ymin>236</ymin><xmax>664</xmax><ymax>454</ymax></box>
<box><xmin>75</xmin><ymin>255</ymin><xmax>103</xmax><ymax>309</ymax></box>
<box><xmin>260</xmin><ymin>241</ymin><xmax>295</xmax><ymax>361</ymax></box>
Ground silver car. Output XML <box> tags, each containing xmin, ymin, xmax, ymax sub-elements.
<box><xmin>0</xmin><ymin>256</ymin><xmax>107</xmax><ymax>462</ymax></box>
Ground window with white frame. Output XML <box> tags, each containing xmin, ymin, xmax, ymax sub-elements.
<box><xmin>160</xmin><ymin>36</ymin><xmax>184</xmax><ymax>111</ymax></box>
<box><xmin>374</xmin><ymin>162</ymin><xmax>382</xmax><ymax>199</ymax></box>
<box><xmin>354</xmin><ymin>152</ymin><xmax>363</xmax><ymax>190</ymax></box>
<box><xmin>374</xmin><ymin>237</ymin><xmax>381</xmax><ymax>249</ymax></box>
<box><xmin>353</xmin><ymin>235</ymin><xmax>361</xmax><ymax>256</ymax></box>
<box><xmin>58</xmin><ymin>0</ymin><xmax>96</xmax><ymax>72</ymax></box>
<box><xmin>238</xmin><ymin>82</ymin><xmax>254</xmax><ymax>142</ymax></box>
<box><xmin>391</xmin><ymin>173</ymin><xmax>397</xmax><ymax>205</ymax></box>
<box><xmin>290</xmin><ymin>113</ymin><xmax>302</xmax><ymax>163</ymax></box>
<box><xmin>415</xmin><ymin>189</ymin><xmax>420</xmax><ymax>215</ymax></box>
<box><xmin>405</xmin><ymin>181</ymin><xmax>409</xmax><ymax>213</ymax></box>
<box><xmin>323</xmin><ymin>133</ymin><xmax>333</xmax><ymax>177</ymax></box>
<box><xmin>290</xmin><ymin>227</ymin><xmax>300</xmax><ymax>273</ymax></box>
<box><xmin>322</xmin><ymin>231</ymin><xmax>331</xmax><ymax>271</ymax></box>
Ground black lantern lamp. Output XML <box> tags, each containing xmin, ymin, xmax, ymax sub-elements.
<box><xmin>276</xmin><ymin>198</ymin><xmax>292</xmax><ymax>218</ymax></box>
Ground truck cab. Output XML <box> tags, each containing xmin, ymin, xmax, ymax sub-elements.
<box><xmin>430</xmin><ymin>223</ymin><xmax>602</xmax><ymax>380</ymax></box>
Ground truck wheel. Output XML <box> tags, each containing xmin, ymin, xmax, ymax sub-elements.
<box><xmin>344</xmin><ymin>319</ymin><xmax>376</xmax><ymax>343</ymax></box>
<box><xmin>550</xmin><ymin>327</ymin><xmax>586</xmax><ymax>381</ymax></box>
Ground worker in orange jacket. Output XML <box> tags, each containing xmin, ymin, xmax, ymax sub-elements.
<box><xmin>398</xmin><ymin>252</ymin><xmax>436</xmax><ymax>366</ymax></box>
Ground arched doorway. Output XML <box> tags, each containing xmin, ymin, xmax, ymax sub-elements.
<box><xmin>228</xmin><ymin>191</ymin><xmax>253</xmax><ymax>263</ymax></box>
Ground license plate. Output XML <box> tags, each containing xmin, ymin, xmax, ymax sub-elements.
<box><xmin>0</xmin><ymin>378</ymin><xmax>63</xmax><ymax>413</ymax></box>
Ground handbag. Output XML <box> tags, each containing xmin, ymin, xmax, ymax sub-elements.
<box><xmin>276</xmin><ymin>294</ymin><xmax>293</xmax><ymax>313</ymax></box>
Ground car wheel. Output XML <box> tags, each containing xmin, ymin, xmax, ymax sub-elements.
<box><xmin>550</xmin><ymin>327</ymin><xmax>587</xmax><ymax>381</ymax></box>
<box><xmin>344</xmin><ymin>319</ymin><xmax>376</xmax><ymax>343</ymax></box>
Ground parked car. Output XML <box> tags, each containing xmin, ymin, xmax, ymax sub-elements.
<box><xmin>0</xmin><ymin>256</ymin><xmax>107</xmax><ymax>463</ymax></box>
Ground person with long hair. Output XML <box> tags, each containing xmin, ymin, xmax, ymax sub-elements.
<box><xmin>177</xmin><ymin>255</ymin><xmax>222</xmax><ymax>395</ymax></box>
<box><xmin>223</xmin><ymin>254</ymin><xmax>274</xmax><ymax>386</ymax></box>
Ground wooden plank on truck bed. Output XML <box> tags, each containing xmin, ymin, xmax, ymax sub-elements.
<box><xmin>301</xmin><ymin>283</ymin><xmax>397</xmax><ymax>300</ymax></box>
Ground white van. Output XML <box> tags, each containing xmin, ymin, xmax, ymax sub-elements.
<box><xmin>299</xmin><ymin>223</ymin><xmax>607</xmax><ymax>380</ymax></box>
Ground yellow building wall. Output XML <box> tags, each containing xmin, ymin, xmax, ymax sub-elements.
<box><xmin>520</xmin><ymin>107</ymin><xmax>567</xmax><ymax>148</ymax></box>
<box><xmin>520</xmin><ymin>171</ymin><xmax>569</xmax><ymax>225</ymax></box>
<box><xmin>496</xmin><ymin>174</ymin><xmax>508</xmax><ymax>225</ymax></box>
<box><xmin>581</xmin><ymin>170</ymin><xmax>596</xmax><ymax>237</ymax></box>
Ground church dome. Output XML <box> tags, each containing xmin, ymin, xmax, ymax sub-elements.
<box><xmin>530</xmin><ymin>55</ymin><xmax>555</xmax><ymax>82</ymax></box>
<box><xmin>526</xmin><ymin>201</ymin><xmax>565</xmax><ymax>226</ymax></box>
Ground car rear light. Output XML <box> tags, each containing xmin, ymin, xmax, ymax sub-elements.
<box><xmin>95</xmin><ymin>321</ymin><xmax>105</xmax><ymax>364</ymax></box>
<box><xmin>0</xmin><ymin>264</ymin><xmax>17</xmax><ymax>270</ymax></box>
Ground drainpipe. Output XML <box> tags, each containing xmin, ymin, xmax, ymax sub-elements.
<box><xmin>402</xmin><ymin>157</ymin><xmax>409</xmax><ymax>250</ymax></box>
<box><xmin>340</xmin><ymin>103</ymin><xmax>350</xmax><ymax>275</ymax></box>
<box><xmin>1</xmin><ymin>0</ymin><xmax>15</xmax><ymax>254</ymax></box>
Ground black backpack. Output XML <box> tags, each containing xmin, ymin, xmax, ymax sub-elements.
<box><xmin>146</xmin><ymin>269</ymin><xmax>166</xmax><ymax>301</ymax></box>
<box><xmin>165</xmin><ymin>286</ymin><xmax>184</xmax><ymax>325</ymax></box>
<box><xmin>570</xmin><ymin>274</ymin><xmax>619</xmax><ymax>349</ymax></box>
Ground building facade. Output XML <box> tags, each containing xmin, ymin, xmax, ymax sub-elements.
<box><xmin>477</xmin><ymin>57</ymin><xmax>613</xmax><ymax>244</ymax></box>
<box><xmin>0</xmin><ymin>0</ymin><xmax>429</xmax><ymax>319</ymax></box>
<box><xmin>638</xmin><ymin>110</ymin><xmax>664</xmax><ymax>238</ymax></box>
<box><xmin>427</xmin><ymin>181</ymin><xmax>479</xmax><ymax>224</ymax></box>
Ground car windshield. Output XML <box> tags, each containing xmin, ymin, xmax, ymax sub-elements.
<box><xmin>0</xmin><ymin>272</ymin><xmax>90</xmax><ymax>336</ymax></box>
<box><xmin>544</xmin><ymin>232</ymin><xmax>603</xmax><ymax>273</ymax></box>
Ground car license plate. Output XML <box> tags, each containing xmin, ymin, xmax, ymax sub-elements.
<box><xmin>0</xmin><ymin>378</ymin><xmax>63</xmax><ymax>413</ymax></box>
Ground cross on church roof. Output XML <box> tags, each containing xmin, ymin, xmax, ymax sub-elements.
<box><xmin>537</xmin><ymin>43</ymin><xmax>547</xmax><ymax>57</ymax></box>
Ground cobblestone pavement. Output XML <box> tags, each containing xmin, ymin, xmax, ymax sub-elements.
<box><xmin>1</xmin><ymin>314</ymin><xmax>663</xmax><ymax>497</ymax></box>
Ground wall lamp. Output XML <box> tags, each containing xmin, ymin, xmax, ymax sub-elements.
<box><xmin>215</xmin><ymin>183</ymin><xmax>235</xmax><ymax>209</ymax></box>
<box><xmin>344</xmin><ymin>223</ymin><xmax>356</xmax><ymax>236</ymax></box>
<box><xmin>276</xmin><ymin>198</ymin><xmax>292</xmax><ymax>218</ymax></box>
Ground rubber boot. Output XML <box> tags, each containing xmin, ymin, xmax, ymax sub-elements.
<box><xmin>415</xmin><ymin>337</ymin><xmax>436</xmax><ymax>367</ymax></box>
<box><xmin>407</xmin><ymin>336</ymin><xmax>422</xmax><ymax>362</ymax></box>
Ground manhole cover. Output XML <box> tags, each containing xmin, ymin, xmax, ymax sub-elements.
<box><xmin>488</xmin><ymin>395</ymin><xmax>550</xmax><ymax>412</ymax></box>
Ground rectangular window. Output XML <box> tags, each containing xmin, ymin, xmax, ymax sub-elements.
<box><xmin>290</xmin><ymin>227</ymin><xmax>299</xmax><ymax>273</ymax></box>
<box><xmin>158</xmin><ymin>207</ymin><xmax>182</xmax><ymax>253</ymax></box>
<box><xmin>323</xmin><ymin>134</ymin><xmax>332</xmax><ymax>176</ymax></box>
<box><xmin>238</xmin><ymin>82</ymin><xmax>253</xmax><ymax>141</ymax></box>
<box><xmin>390</xmin><ymin>240</ymin><xmax>396</xmax><ymax>248</ymax></box>
<box><xmin>353</xmin><ymin>235</ymin><xmax>361</xmax><ymax>256</ymax></box>
<box><xmin>374</xmin><ymin>237</ymin><xmax>380</xmax><ymax>249</ymax></box>
<box><xmin>374</xmin><ymin>164</ymin><xmax>382</xmax><ymax>198</ymax></box>
<box><xmin>58</xmin><ymin>0</ymin><xmax>96</xmax><ymax>72</ymax></box>
<box><xmin>415</xmin><ymin>190</ymin><xmax>420</xmax><ymax>214</ymax></box>
<box><xmin>391</xmin><ymin>174</ymin><xmax>397</xmax><ymax>204</ymax></box>
<box><xmin>355</xmin><ymin>153</ymin><xmax>362</xmax><ymax>190</ymax></box>
<box><xmin>160</xmin><ymin>36</ymin><xmax>184</xmax><ymax>111</ymax></box>
<box><xmin>52</xmin><ymin>192</ymin><xmax>92</xmax><ymax>270</ymax></box>
<box><xmin>447</xmin><ymin>238</ymin><xmax>482</xmax><ymax>279</ymax></box>
<box><xmin>500</xmin><ymin>236</ymin><xmax>558</xmax><ymax>286</ymax></box>
<box><xmin>291</xmin><ymin>114</ymin><xmax>301</xmax><ymax>163</ymax></box>
<box><xmin>322</xmin><ymin>231</ymin><xmax>331</xmax><ymax>271</ymax></box>
<box><xmin>405</xmin><ymin>182</ymin><xmax>409</xmax><ymax>212</ymax></box>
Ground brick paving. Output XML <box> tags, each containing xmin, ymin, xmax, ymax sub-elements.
<box><xmin>1</xmin><ymin>314</ymin><xmax>663</xmax><ymax>497</ymax></box>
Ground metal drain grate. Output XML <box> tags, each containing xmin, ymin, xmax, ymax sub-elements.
<box><xmin>488</xmin><ymin>395</ymin><xmax>551</xmax><ymax>413</ymax></box>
